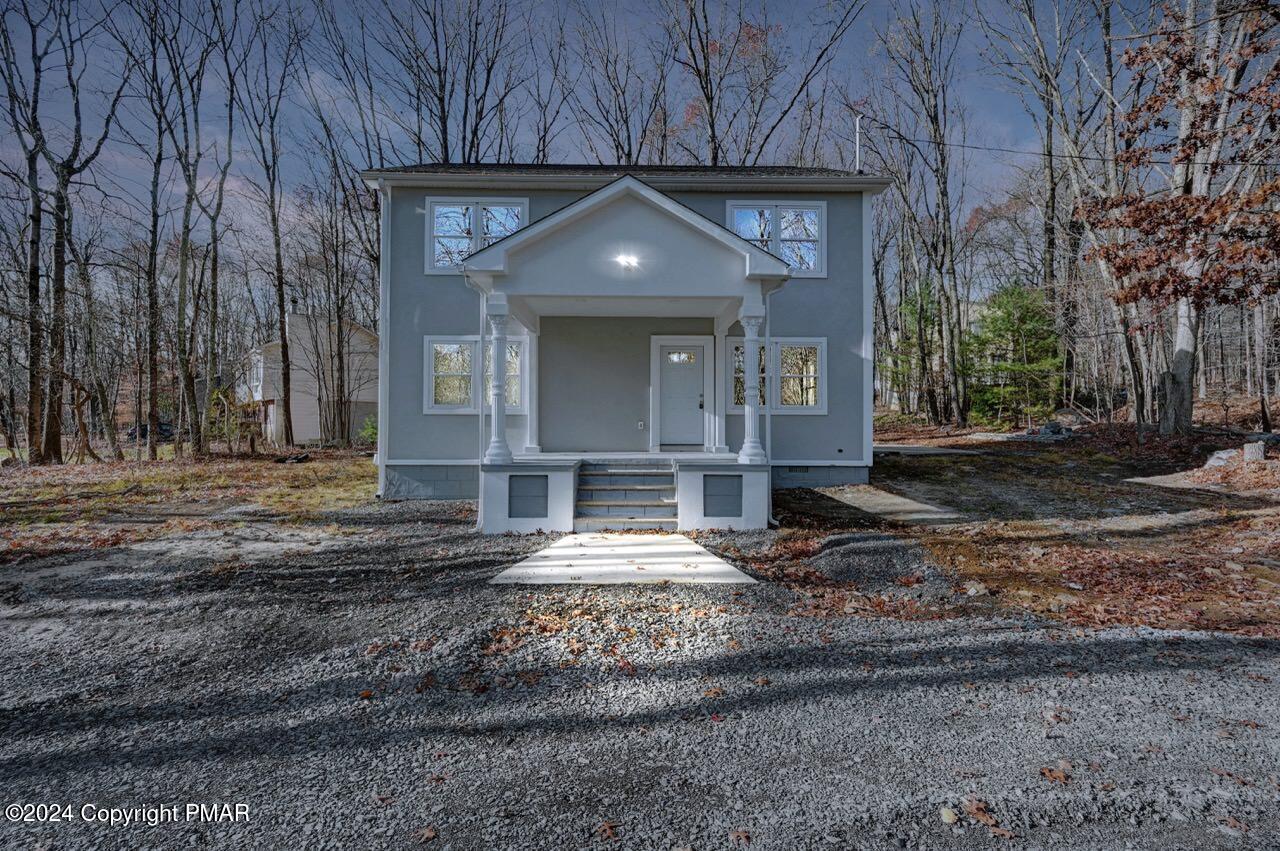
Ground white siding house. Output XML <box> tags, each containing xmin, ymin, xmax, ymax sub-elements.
<box><xmin>240</xmin><ymin>313</ymin><xmax>379</xmax><ymax>445</ymax></box>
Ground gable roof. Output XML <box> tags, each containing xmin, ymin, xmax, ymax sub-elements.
<box><xmin>461</xmin><ymin>175</ymin><xmax>791</xmax><ymax>280</ymax></box>
<box><xmin>370</xmin><ymin>163</ymin><xmax>856</xmax><ymax>177</ymax></box>
<box><xmin>361</xmin><ymin>162</ymin><xmax>890</xmax><ymax>193</ymax></box>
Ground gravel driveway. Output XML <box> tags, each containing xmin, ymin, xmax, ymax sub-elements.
<box><xmin>2</xmin><ymin>501</ymin><xmax>1278</xmax><ymax>849</ymax></box>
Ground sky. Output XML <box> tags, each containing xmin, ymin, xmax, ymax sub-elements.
<box><xmin>1</xmin><ymin>0</ymin><xmax>1050</xmax><ymax>236</ymax></box>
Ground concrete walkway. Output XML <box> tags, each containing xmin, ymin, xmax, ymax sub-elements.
<box><xmin>489</xmin><ymin>532</ymin><xmax>756</xmax><ymax>585</ymax></box>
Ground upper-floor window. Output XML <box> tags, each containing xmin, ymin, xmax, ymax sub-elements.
<box><xmin>726</xmin><ymin>201</ymin><xmax>827</xmax><ymax>278</ymax></box>
<box><xmin>426</xmin><ymin>198</ymin><xmax>528</xmax><ymax>273</ymax></box>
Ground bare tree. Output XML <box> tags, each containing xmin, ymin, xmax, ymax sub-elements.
<box><xmin>662</xmin><ymin>0</ymin><xmax>863</xmax><ymax>165</ymax></box>
<box><xmin>239</xmin><ymin>0</ymin><xmax>304</xmax><ymax>446</ymax></box>
<box><xmin>876</xmin><ymin>0</ymin><xmax>971</xmax><ymax>423</ymax></box>
<box><xmin>0</xmin><ymin>0</ymin><xmax>56</xmax><ymax>462</ymax></box>
<box><xmin>36</xmin><ymin>2</ymin><xmax>130</xmax><ymax>463</ymax></box>
<box><xmin>567</xmin><ymin>1</ymin><xmax>674</xmax><ymax>165</ymax></box>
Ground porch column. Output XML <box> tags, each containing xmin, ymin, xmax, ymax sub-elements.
<box><xmin>484</xmin><ymin>307</ymin><xmax>513</xmax><ymax>464</ymax></box>
<box><xmin>738</xmin><ymin>313</ymin><xmax>768</xmax><ymax>464</ymax></box>
<box><xmin>713</xmin><ymin>327</ymin><xmax>730</xmax><ymax>453</ymax></box>
<box><xmin>524</xmin><ymin>331</ymin><xmax>540</xmax><ymax>453</ymax></box>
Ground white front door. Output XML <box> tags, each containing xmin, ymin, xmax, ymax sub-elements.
<box><xmin>659</xmin><ymin>345</ymin><xmax>705</xmax><ymax>444</ymax></box>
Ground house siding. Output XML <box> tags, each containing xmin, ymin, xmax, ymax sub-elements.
<box><xmin>378</xmin><ymin>183</ymin><xmax>870</xmax><ymax>497</ymax></box>
<box><xmin>539</xmin><ymin>316</ymin><xmax>712</xmax><ymax>452</ymax></box>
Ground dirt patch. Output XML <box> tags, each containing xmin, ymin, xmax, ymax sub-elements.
<box><xmin>821</xmin><ymin>436</ymin><xmax>1280</xmax><ymax>636</ymax></box>
<box><xmin>0</xmin><ymin>451</ymin><xmax>375</xmax><ymax>564</ymax></box>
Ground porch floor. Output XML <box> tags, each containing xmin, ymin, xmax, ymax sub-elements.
<box><xmin>489</xmin><ymin>532</ymin><xmax>756</xmax><ymax>585</ymax></box>
<box><xmin>514</xmin><ymin>451</ymin><xmax>736</xmax><ymax>463</ymax></box>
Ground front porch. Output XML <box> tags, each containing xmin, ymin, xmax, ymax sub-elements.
<box><xmin>458</xmin><ymin>176</ymin><xmax>790</xmax><ymax>534</ymax></box>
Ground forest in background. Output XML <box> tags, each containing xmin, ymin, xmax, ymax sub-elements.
<box><xmin>1</xmin><ymin>0</ymin><xmax>1277</xmax><ymax>463</ymax></box>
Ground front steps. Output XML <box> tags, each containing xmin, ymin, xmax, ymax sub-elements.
<box><xmin>574</xmin><ymin>462</ymin><xmax>677</xmax><ymax>532</ymax></box>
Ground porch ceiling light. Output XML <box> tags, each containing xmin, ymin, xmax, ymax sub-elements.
<box><xmin>614</xmin><ymin>253</ymin><xmax>639</xmax><ymax>269</ymax></box>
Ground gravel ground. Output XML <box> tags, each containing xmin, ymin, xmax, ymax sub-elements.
<box><xmin>2</xmin><ymin>501</ymin><xmax>1278</xmax><ymax>850</ymax></box>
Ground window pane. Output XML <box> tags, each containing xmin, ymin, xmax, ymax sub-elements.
<box><xmin>780</xmin><ymin>345</ymin><xmax>818</xmax><ymax>376</ymax></box>
<box><xmin>666</xmin><ymin>350</ymin><xmax>696</xmax><ymax>364</ymax></box>
<box><xmin>434</xmin><ymin>205</ymin><xmax>472</xmax><ymax>237</ymax></box>
<box><xmin>780</xmin><ymin>376</ymin><xmax>819</xmax><ymax>406</ymax></box>
<box><xmin>433</xmin><ymin>375</ymin><xmax>472</xmax><ymax>406</ymax></box>
<box><xmin>733</xmin><ymin>207</ymin><xmax>772</xmax><ymax>246</ymax></box>
<box><xmin>731</xmin><ymin>343</ymin><xmax>767</xmax><ymax>406</ymax></box>
<box><xmin>434</xmin><ymin>236</ymin><xmax>472</xmax><ymax>267</ymax></box>
<box><xmin>779</xmin><ymin>344</ymin><xmax>819</xmax><ymax>407</ymax></box>
<box><xmin>482</xmin><ymin>205</ymin><xmax>521</xmax><ymax>242</ymax></box>
<box><xmin>780</xmin><ymin>208</ymin><xmax>819</xmax><ymax>240</ymax></box>
<box><xmin>432</xmin><ymin>342</ymin><xmax>472</xmax><ymax>374</ymax></box>
<box><xmin>781</xmin><ymin>240</ymin><xmax>818</xmax><ymax>270</ymax></box>
<box><xmin>483</xmin><ymin>342</ymin><xmax>521</xmax><ymax>407</ymax></box>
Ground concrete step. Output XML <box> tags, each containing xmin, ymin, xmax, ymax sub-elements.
<box><xmin>573</xmin><ymin>516</ymin><xmax>678</xmax><ymax>532</ymax></box>
<box><xmin>576</xmin><ymin>501</ymin><xmax>676</xmax><ymax>518</ymax></box>
<box><xmin>578</xmin><ymin>473</ymin><xmax>675</xmax><ymax>487</ymax></box>
<box><xmin>577</xmin><ymin>487</ymin><xmax>676</xmax><ymax>502</ymax></box>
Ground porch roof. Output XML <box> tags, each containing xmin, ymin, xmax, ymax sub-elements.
<box><xmin>463</xmin><ymin>175</ymin><xmax>790</xmax><ymax>281</ymax></box>
<box><xmin>462</xmin><ymin>177</ymin><xmax>788</xmax><ymax>330</ymax></box>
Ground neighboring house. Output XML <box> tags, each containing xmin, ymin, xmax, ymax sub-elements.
<box><xmin>239</xmin><ymin>313</ymin><xmax>379</xmax><ymax>445</ymax></box>
<box><xmin>359</xmin><ymin>164</ymin><xmax>887</xmax><ymax>532</ymax></box>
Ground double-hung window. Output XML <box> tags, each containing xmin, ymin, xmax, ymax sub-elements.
<box><xmin>726</xmin><ymin>337</ymin><xmax>827</xmax><ymax>414</ymax></box>
<box><xmin>424</xmin><ymin>336</ymin><xmax>526</xmax><ymax>414</ymax></box>
<box><xmin>426</xmin><ymin>198</ymin><xmax>528</xmax><ymax>273</ymax></box>
<box><xmin>727</xmin><ymin>201</ymin><xmax>826</xmax><ymax>277</ymax></box>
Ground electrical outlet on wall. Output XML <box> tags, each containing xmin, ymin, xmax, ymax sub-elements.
<box><xmin>637</xmin><ymin>420</ymin><xmax>645</xmax><ymax>430</ymax></box>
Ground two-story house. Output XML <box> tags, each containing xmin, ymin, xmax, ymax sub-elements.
<box><xmin>359</xmin><ymin>165</ymin><xmax>887</xmax><ymax>532</ymax></box>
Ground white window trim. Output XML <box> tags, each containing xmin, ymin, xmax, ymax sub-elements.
<box><xmin>725</xmin><ymin>336</ymin><xmax>828</xmax><ymax>415</ymax></box>
<box><xmin>725</xmin><ymin>200</ymin><xmax>827</xmax><ymax>279</ymax></box>
<box><xmin>424</xmin><ymin>197</ymin><xmax>529</xmax><ymax>275</ymax></box>
<box><xmin>423</xmin><ymin>334</ymin><xmax>527</xmax><ymax>415</ymax></box>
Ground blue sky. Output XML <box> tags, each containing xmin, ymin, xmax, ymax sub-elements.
<box><xmin>1</xmin><ymin>0</ymin><xmax>1050</xmax><ymax>230</ymax></box>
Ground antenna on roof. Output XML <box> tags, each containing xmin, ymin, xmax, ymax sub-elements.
<box><xmin>854</xmin><ymin>113</ymin><xmax>864</xmax><ymax>175</ymax></box>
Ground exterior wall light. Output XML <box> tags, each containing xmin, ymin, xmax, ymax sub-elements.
<box><xmin>615</xmin><ymin>254</ymin><xmax>638</xmax><ymax>269</ymax></box>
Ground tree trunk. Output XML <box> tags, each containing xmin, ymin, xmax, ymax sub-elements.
<box><xmin>24</xmin><ymin>149</ymin><xmax>44</xmax><ymax>465</ymax></box>
<box><xmin>270</xmin><ymin>194</ymin><xmax>295</xmax><ymax>447</ymax></box>
<box><xmin>1256</xmin><ymin>301</ymin><xmax>1271</xmax><ymax>432</ymax></box>
<box><xmin>174</xmin><ymin>186</ymin><xmax>204</xmax><ymax>455</ymax></box>
<box><xmin>1160</xmin><ymin>298</ymin><xmax>1199</xmax><ymax>436</ymax></box>
<box><xmin>42</xmin><ymin>179</ymin><xmax>69</xmax><ymax>464</ymax></box>
<box><xmin>146</xmin><ymin>124</ymin><xmax>163</xmax><ymax>461</ymax></box>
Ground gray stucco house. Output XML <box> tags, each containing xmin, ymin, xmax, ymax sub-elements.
<box><xmin>359</xmin><ymin>164</ymin><xmax>887</xmax><ymax>533</ymax></box>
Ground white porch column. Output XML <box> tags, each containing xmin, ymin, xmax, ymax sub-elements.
<box><xmin>738</xmin><ymin>312</ymin><xmax>767</xmax><ymax>464</ymax></box>
<box><xmin>484</xmin><ymin>305</ymin><xmax>513</xmax><ymax>464</ymax></box>
<box><xmin>524</xmin><ymin>331</ymin><xmax>540</xmax><ymax>453</ymax></box>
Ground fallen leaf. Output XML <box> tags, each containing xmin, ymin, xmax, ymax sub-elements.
<box><xmin>729</xmin><ymin>828</ymin><xmax>751</xmax><ymax>846</ymax></box>
<box><xmin>989</xmin><ymin>826</ymin><xmax>1016</xmax><ymax>840</ymax></box>
<box><xmin>416</xmin><ymin>826</ymin><xmax>438</xmax><ymax>843</ymax></box>
<box><xmin>703</xmin><ymin>687</ymin><xmax>725</xmax><ymax>698</ymax></box>
<box><xmin>1040</xmin><ymin>759</ymin><xmax>1072</xmax><ymax>784</ymax></box>
<box><xmin>358</xmin><ymin>689</ymin><xmax>374</xmax><ymax>700</ymax></box>
<box><xmin>1221</xmin><ymin>815</ymin><xmax>1249</xmax><ymax>833</ymax></box>
<box><xmin>596</xmin><ymin>820</ymin><xmax>620</xmax><ymax>840</ymax></box>
<box><xmin>754</xmin><ymin>676</ymin><xmax>771</xmax><ymax>686</ymax></box>
<box><xmin>961</xmin><ymin>796</ymin><xmax>997</xmax><ymax>827</ymax></box>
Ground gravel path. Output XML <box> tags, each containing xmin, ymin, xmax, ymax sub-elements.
<box><xmin>1</xmin><ymin>501</ymin><xmax>1278</xmax><ymax>849</ymax></box>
